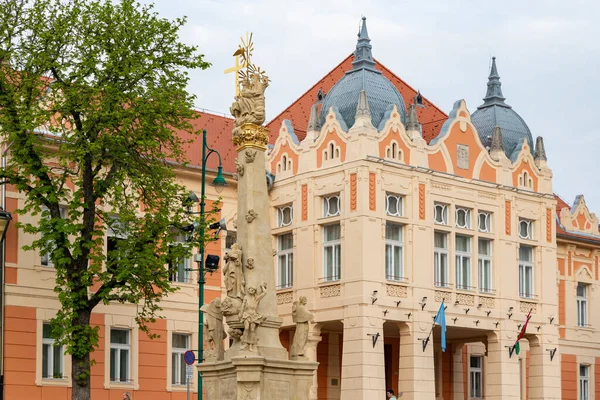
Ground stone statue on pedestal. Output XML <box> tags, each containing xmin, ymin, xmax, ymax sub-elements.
<box><xmin>223</xmin><ymin>243</ymin><xmax>245</xmax><ymax>300</ymax></box>
<box><xmin>200</xmin><ymin>298</ymin><xmax>227</xmax><ymax>361</ymax></box>
<box><xmin>291</xmin><ymin>296</ymin><xmax>314</xmax><ymax>360</ymax></box>
<box><xmin>239</xmin><ymin>281</ymin><xmax>268</xmax><ymax>352</ymax></box>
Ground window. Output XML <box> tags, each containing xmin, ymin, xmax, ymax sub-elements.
<box><xmin>580</xmin><ymin>365</ymin><xmax>589</xmax><ymax>400</ymax></box>
<box><xmin>110</xmin><ymin>329</ymin><xmax>130</xmax><ymax>383</ymax></box>
<box><xmin>434</xmin><ymin>203</ymin><xmax>448</xmax><ymax>225</ymax></box>
<box><xmin>225</xmin><ymin>231</ymin><xmax>237</xmax><ymax>251</ymax></box>
<box><xmin>323</xmin><ymin>195</ymin><xmax>340</xmax><ymax>217</ymax></box>
<box><xmin>385</xmin><ymin>223</ymin><xmax>404</xmax><ymax>281</ymax></box>
<box><xmin>434</xmin><ymin>232</ymin><xmax>449</xmax><ymax>287</ymax></box>
<box><xmin>577</xmin><ymin>283</ymin><xmax>588</xmax><ymax>327</ymax></box>
<box><xmin>519</xmin><ymin>246</ymin><xmax>534</xmax><ymax>298</ymax></box>
<box><xmin>386</xmin><ymin>193</ymin><xmax>403</xmax><ymax>217</ymax></box>
<box><xmin>478</xmin><ymin>211</ymin><xmax>492</xmax><ymax>233</ymax></box>
<box><xmin>277</xmin><ymin>205</ymin><xmax>293</xmax><ymax>227</ymax></box>
<box><xmin>456</xmin><ymin>207</ymin><xmax>471</xmax><ymax>229</ymax></box>
<box><xmin>478</xmin><ymin>239</ymin><xmax>493</xmax><ymax>293</ymax></box>
<box><xmin>42</xmin><ymin>324</ymin><xmax>63</xmax><ymax>379</ymax></box>
<box><xmin>107</xmin><ymin>216</ymin><xmax>128</xmax><ymax>271</ymax></box>
<box><xmin>519</xmin><ymin>219</ymin><xmax>533</xmax><ymax>240</ymax></box>
<box><xmin>470</xmin><ymin>356</ymin><xmax>483</xmax><ymax>399</ymax></box>
<box><xmin>172</xmin><ymin>333</ymin><xmax>189</xmax><ymax>386</ymax></box>
<box><xmin>277</xmin><ymin>233</ymin><xmax>293</xmax><ymax>288</ymax></box>
<box><xmin>168</xmin><ymin>233</ymin><xmax>190</xmax><ymax>283</ymax></box>
<box><xmin>40</xmin><ymin>206</ymin><xmax>67</xmax><ymax>267</ymax></box>
<box><xmin>455</xmin><ymin>235</ymin><xmax>472</xmax><ymax>290</ymax></box>
<box><xmin>323</xmin><ymin>224</ymin><xmax>341</xmax><ymax>281</ymax></box>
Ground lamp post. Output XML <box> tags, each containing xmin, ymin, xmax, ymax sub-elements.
<box><xmin>0</xmin><ymin>208</ymin><xmax>12</xmax><ymax>399</ymax></box>
<box><xmin>195</xmin><ymin>129</ymin><xmax>226</xmax><ymax>399</ymax></box>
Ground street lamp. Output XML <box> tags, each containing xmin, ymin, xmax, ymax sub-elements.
<box><xmin>0</xmin><ymin>210</ymin><xmax>11</xmax><ymax>243</ymax></box>
<box><xmin>190</xmin><ymin>129</ymin><xmax>227</xmax><ymax>398</ymax></box>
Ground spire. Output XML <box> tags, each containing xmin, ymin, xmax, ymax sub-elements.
<box><xmin>307</xmin><ymin>102</ymin><xmax>321</xmax><ymax>133</ymax></box>
<box><xmin>351</xmin><ymin>17</ymin><xmax>376</xmax><ymax>71</ymax></box>
<box><xmin>355</xmin><ymin>90</ymin><xmax>371</xmax><ymax>119</ymax></box>
<box><xmin>489</xmin><ymin>126</ymin><xmax>505</xmax><ymax>161</ymax></box>
<box><xmin>406</xmin><ymin>103</ymin><xmax>421</xmax><ymax>133</ymax></box>
<box><xmin>534</xmin><ymin>136</ymin><xmax>547</xmax><ymax>162</ymax></box>
<box><xmin>478</xmin><ymin>57</ymin><xmax>511</xmax><ymax>109</ymax></box>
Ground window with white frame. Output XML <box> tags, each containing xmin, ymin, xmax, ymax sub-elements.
<box><xmin>470</xmin><ymin>355</ymin><xmax>483</xmax><ymax>399</ymax></box>
<box><xmin>386</xmin><ymin>193</ymin><xmax>403</xmax><ymax>217</ymax></box>
<box><xmin>323</xmin><ymin>195</ymin><xmax>340</xmax><ymax>217</ymax></box>
<box><xmin>580</xmin><ymin>365</ymin><xmax>589</xmax><ymax>400</ymax></box>
<box><xmin>456</xmin><ymin>207</ymin><xmax>472</xmax><ymax>229</ymax></box>
<box><xmin>434</xmin><ymin>232</ymin><xmax>449</xmax><ymax>287</ymax></box>
<box><xmin>107</xmin><ymin>216</ymin><xmax>128</xmax><ymax>271</ymax></box>
<box><xmin>385</xmin><ymin>223</ymin><xmax>404</xmax><ymax>281</ymax></box>
<box><xmin>519</xmin><ymin>219</ymin><xmax>534</xmax><ymax>240</ymax></box>
<box><xmin>323</xmin><ymin>224</ymin><xmax>341</xmax><ymax>281</ymax></box>
<box><xmin>168</xmin><ymin>233</ymin><xmax>190</xmax><ymax>283</ymax></box>
<box><xmin>434</xmin><ymin>203</ymin><xmax>448</xmax><ymax>225</ymax></box>
<box><xmin>40</xmin><ymin>206</ymin><xmax>67</xmax><ymax>267</ymax></box>
<box><xmin>110</xmin><ymin>329</ymin><xmax>130</xmax><ymax>383</ymax></box>
<box><xmin>577</xmin><ymin>283</ymin><xmax>588</xmax><ymax>327</ymax></box>
<box><xmin>171</xmin><ymin>333</ymin><xmax>189</xmax><ymax>386</ymax></box>
<box><xmin>478</xmin><ymin>239</ymin><xmax>493</xmax><ymax>293</ymax></box>
<box><xmin>277</xmin><ymin>233</ymin><xmax>293</xmax><ymax>288</ymax></box>
<box><xmin>277</xmin><ymin>205</ymin><xmax>293</xmax><ymax>227</ymax></box>
<box><xmin>455</xmin><ymin>235</ymin><xmax>472</xmax><ymax>290</ymax></box>
<box><xmin>478</xmin><ymin>211</ymin><xmax>492</xmax><ymax>233</ymax></box>
<box><xmin>42</xmin><ymin>323</ymin><xmax>63</xmax><ymax>379</ymax></box>
<box><xmin>519</xmin><ymin>246</ymin><xmax>534</xmax><ymax>298</ymax></box>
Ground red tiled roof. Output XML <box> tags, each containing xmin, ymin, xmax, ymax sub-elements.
<box><xmin>554</xmin><ymin>194</ymin><xmax>600</xmax><ymax>245</ymax></box>
<box><xmin>266</xmin><ymin>54</ymin><xmax>448</xmax><ymax>142</ymax></box>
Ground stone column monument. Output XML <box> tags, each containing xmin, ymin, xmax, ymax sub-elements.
<box><xmin>197</xmin><ymin>33</ymin><xmax>318</xmax><ymax>400</ymax></box>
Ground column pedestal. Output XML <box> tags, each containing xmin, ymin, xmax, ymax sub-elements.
<box><xmin>528</xmin><ymin>334</ymin><xmax>561</xmax><ymax>400</ymax></box>
<box><xmin>397</xmin><ymin>320</ymin><xmax>435</xmax><ymax>400</ymax></box>
<box><xmin>486</xmin><ymin>332</ymin><xmax>520</xmax><ymax>400</ymax></box>
<box><xmin>304</xmin><ymin>326</ymin><xmax>322</xmax><ymax>400</ymax></box>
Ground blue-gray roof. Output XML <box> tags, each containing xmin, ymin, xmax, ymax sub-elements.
<box><xmin>319</xmin><ymin>17</ymin><xmax>407</xmax><ymax>130</ymax></box>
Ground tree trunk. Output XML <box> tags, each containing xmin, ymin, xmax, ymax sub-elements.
<box><xmin>71</xmin><ymin>309</ymin><xmax>92</xmax><ymax>400</ymax></box>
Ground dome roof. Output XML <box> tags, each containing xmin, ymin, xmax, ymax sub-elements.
<box><xmin>320</xmin><ymin>17</ymin><xmax>407</xmax><ymax>130</ymax></box>
<box><xmin>471</xmin><ymin>57</ymin><xmax>533</xmax><ymax>160</ymax></box>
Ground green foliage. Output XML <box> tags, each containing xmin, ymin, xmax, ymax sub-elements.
<box><xmin>0</xmin><ymin>0</ymin><xmax>216</xmax><ymax>396</ymax></box>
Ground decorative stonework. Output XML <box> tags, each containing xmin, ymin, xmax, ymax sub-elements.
<box><xmin>434</xmin><ymin>290</ymin><xmax>452</xmax><ymax>303</ymax></box>
<box><xmin>479</xmin><ymin>296</ymin><xmax>495</xmax><ymax>308</ymax></box>
<box><xmin>546</xmin><ymin>208</ymin><xmax>552</xmax><ymax>242</ymax></box>
<box><xmin>456</xmin><ymin>144</ymin><xmax>469</xmax><ymax>170</ymax></box>
<box><xmin>276</xmin><ymin>291</ymin><xmax>293</xmax><ymax>305</ymax></box>
<box><xmin>350</xmin><ymin>173</ymin><xmax>357</xmax><ymax>211</ymax></box>
<box><xmin>456</xmin><ymin>293</ymin><xmax>475</xmax><ymax>306</ymax></box>
<box><xmin>568</xmin><ymin>251</ymin><xmax>572</xmax><ymax>276</ymax></box>
<box><xmin>245</xmin><ymin>149</ymin><xmax>257</xmax><ymax>163</ymax></box>
<box><xmin>386</xmin><ymin>284</ymin><xmax>408</xmax><ymax>298</ymax></box>
<box><xmin>232</xmin><ymin>123</ymin><xmax>269</xmax><ymax>149</ymax></box>
<box><xmin>419</xmin><ymin>183</ymin><xmax>426</xmax><ymax>220</ymax></box>
<box><xmin>478</xmin><ymin>191</ymin><xmax>497</xmax><ymax>200</ymax></box>
<box><xmin>520</xmin><ymin>301</ymin><xmax>537</xmax><ymax>313</ymax></box>
<box><xmin>245</xmin><ymin>258</ymin><xmax>255</xmax><ymax>269</ymax></box>
<box><xmin>431</xmin><ymin>182</ymin><xmax>451</xmax><ymax>191</ymax></box>
<box><xmin>320</xmin><ymin>284</ymin><xmax>341</xmax><ymax>298</ymax></box>
<box><xmin>245</xmin><ymin>209</ymin><xmax>258</xmax><ymax>223</ymax></box>
<box><xmin>505</xmin><ymin>200</ymin><xmax>511</xmax><ymax>235</ymax></box>
<box><xmin>595</xmin><ymin>255</ymin><xmax>599</xmax><ymax>280</ymax></box>
<box><xmin>369</xmin><ymin>173</ymin><xmax>376</xmax><ymax>211</ymax></box>
<box><xmin>301</xmin><ymin>184</ymin><xmax>308</xmax><ymax>221</ymax></box>
<box><xmin>558</xmin><ymin>195</ymin><xmax>600</xmax><ymax>235</ymax></box>
<box><xmin>235</xmin><ymin>158</ymin><xmax>244</xmax><ymax>176</ymax></box>
<box><xmin>266</xmin><ymin>380</ymin><xmax>290</xmax><ymax>397</ymax></box>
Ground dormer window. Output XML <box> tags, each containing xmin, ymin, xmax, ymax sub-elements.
<box><xmin>519</xmin><ymin>219</ymin><xmax>534</xmax><ymax>240</ymax></box>
<box><xmin>456</xmin><ymin>207</ymin><xmax>472</xmax><ymax>229</ymax></box>
<box><xmin>277</xmin><ymin>205</ymin><xmax>293</xmax><ymax>227</ymax></box>
<box><xmin>323</xmin><ymin>195</ymin><xmax>341</xmax><ymax>218</ymax></box>
<box><xmin>386</xmin><ymin>193</ymin><xmax>403</xmax><ymax>217</ymax></box>
<box><xmin>434</xmin><ymin>203</ymin><xmax>448</xmax><ymax>225</ymax></box>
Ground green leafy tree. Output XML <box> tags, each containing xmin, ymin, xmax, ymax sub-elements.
<box><xmin>0</xmin><ymin>1</ymin><xmax>214</xmax><ymax>399</ymax></box>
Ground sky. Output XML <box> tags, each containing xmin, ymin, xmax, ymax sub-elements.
<box><xmin>144</xmin><ymin>0</ymin><xmax>600</xmax><ymax>211</ymax></box>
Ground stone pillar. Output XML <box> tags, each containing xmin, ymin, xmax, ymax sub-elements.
<box><xmin>340</xmin><ymin>314</ymin><xmax>385</xmax><ymax>399</ymax></box>
<box><xmin>398</xmin><ymin>321</ymin><xmax>435</xmax><ymax>400</ymax></box>
<box><xmin>327</xmin><ymin>332</ymin><xmax>341</xmax><ymax>399</ymax></box>
<box><xmin>528</xmin><ymin>334</ymin><xmax>560</xmax><ymax>399</ymax></box>
<box><xmin>486</xmin><ymin>331</ymin><xmax>520</xmax><ymax>399</ymax></box>
<box><xmin>305</xmin><ymin>325</ymin><xmax>322</xmax><ymax>400</ymax></box>
<box><xmin>452</xmin><ymin>344</ymin><xmax>465</xmax><ymax>400</ymax></box>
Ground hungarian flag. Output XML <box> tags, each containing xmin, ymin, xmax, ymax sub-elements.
<box><xmin>514</xmin><ymin>310</ymin><xmax>532</xmax><ymax>355</ymax></box>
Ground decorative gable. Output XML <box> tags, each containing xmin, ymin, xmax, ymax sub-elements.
<box><xmin>268</xmin><ymin>120</ymin><xmax>301</xmax><ymax>176</ymax></box>
<box><xmin>559</xmin><ymin>195</ymin><xmax>600</xmax><ymax>235</ymax></box>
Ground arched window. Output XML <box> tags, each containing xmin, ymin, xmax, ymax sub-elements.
<box><xmin>282</xmin><ymin>155</ymin><xmax>287</xmax><ymax>171</ymax></box>
<box><xmin>335</xmin><ymin>148</ymin><xmax>340</xmax><ymax>158</ymax></box>
<box><xmin>329</xmin><ymin>143</ymin><xmax>335</xmax><ymax>159</ymax></box>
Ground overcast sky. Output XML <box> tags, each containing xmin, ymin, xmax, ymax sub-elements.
<box><xmin>145</xmin><ymin>0</ymin><xmax>600</xmax><ymax>212</ymax></box>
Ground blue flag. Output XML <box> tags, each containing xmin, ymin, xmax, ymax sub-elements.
<box><xmin>434</xmin><ymin>301</ymin><xmax>447</xmax><ymax>352</ymax></box>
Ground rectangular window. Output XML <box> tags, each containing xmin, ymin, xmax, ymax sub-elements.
<box><xmin>385</xmin><ymin>223</ymin><xmax>404</xmax><ymax>281</ymax></box>
<box><xmin>434</xmin><ymin>232</ymin><xmax>449</xmax><ymax>287</ymax></box>
<box><xmin>519</xmin><ymin>219</ymin><xmax>534</xmax><ymax>240</ymax></box>
<box><xmin>434</xmin><ymin>203</ymin><xmax>448</xmax><ymax>225</ymax></box>
<box><xmin>577</xmin><ymin>283</ymin><xmax>588</xmax><ymax>327</ymax></box>
<box><xmin>40</xmin><ymin>206</ymin><xmax>67</xmax><ymax>267</ymax></box>
<box><xmin>323</xmin><ymin>195</ymin><xmax>340</xmax><ymax>217</ymax></box>
<box><xmin>456</xmin><ymin>207</ymin><xmax>472</xmax><ymax>229</ymax></box>
<box><xmin>323</xmin><ymin>224</ymin><xmax>341</xmax><ymax>281</ymax></box>
<box><xmin>42</xmin><ymin>324</ymin><xmax>63</xmax><ymax>379</ymax></box>
<box><xmin>107</xmin><ymin>216</ymin><xmax>128</xmax><ymax>271</ymax></box>
<box><xmin>456</xmin><ymin>235</ymin><xmax>472</xmax><ymax>290</ymax></box>
<box><xmin>478</xmin><ymin>239</ymin><xmax>493</xmax><ymax>293</ymax></box>
<box><xmin>470</xmin><ymin>356</ymin><xmax>483</xmax><ymax>399</ymax></box>
<box><xmin>110</xmin><ymin>329</ymin><xmax>130</xmax><ymax>383</ymax></box>
<box><xmin>172</xmin><ymin>333</ymin><xmax>189</xmax><ymax>386</ymax></box>
<box><xmin>277</xmin><ymin>233</ymin><xmax>294</xmax><ymax>288</ymax></box>
<box><xmin>225</xmin><ymin>232</ymin><xmax>237</xmax><ymax>251</ymax></box>
<box><xmin>277</xmin><ymin>205</ymin><xmax>293</xmax><ymax>227</ymax></box>
<box><xmin>168</xmin><ymin>233</ymin><xmax>190</xmax><ymax>283</ymax></box>
<box><xmin>519</xmin><ymin>246</ymin><xmax>534</xmax><ymax>298</ymax></box>
<box><xmin>385</xmin><ymin>193</ymin><xmax>403</xmax><ymax>217</ymax></box>
<box><xmin>580</xmin><ymin>365</ymin><xmax>589</xmax><ymax>400</ymax></box>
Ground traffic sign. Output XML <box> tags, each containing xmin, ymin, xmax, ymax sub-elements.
<box><xmin>184</xmin><ymin>350</ymin><xmax>196</xmax><ymax>365</ymax></box>
<box><xmin>186</xmin><ymin>364</ymin><xmax>194</xmax><ymax>379</ymax></box>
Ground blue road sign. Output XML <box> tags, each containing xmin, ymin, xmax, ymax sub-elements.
<box><xmin>184</xmin><ymin>350</ymin><xmax>196</xmax><ymax>365</ymax></box>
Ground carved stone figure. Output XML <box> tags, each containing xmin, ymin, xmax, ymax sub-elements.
<box><xmin>291</xmin><ymin>296</ymin><xmax>314</xmax><ymax>359</ymax></box>
<box><xmin>245</xmin><ymin>258</ymin><xmax>255</xmax><ymax>269</ymax></box>
<box><xmin>239</xmin><ymin>282</ymin><xmax>268</xmax><ymax>352</ymax></box>
<box><xmin>200</xmin><ymin>298</ymin><xmax>227</xmax><ymax>361</ymax></box>
<box><xmin>223</xmin><ymin>243</ymin><xmax>245</xmax><ymax>299</ymax></box>
<box><xmin>245</xmin><ymin>150</ymin><xmax>257</xmax><ymax>163</ymax></box>
<box><xmin>235</xmin><ymin>158</ymin><xmax>244</xmax><ymax>176</ymax></box>
<box><xmin>230</xmin><ymin>75</ymin><xmax>269</xmax><ymax>139</ymax></box>
<box><xmin>245</xmin><ymin>209</ymin><xmax>258</xmax><ymax>223</ymax></box>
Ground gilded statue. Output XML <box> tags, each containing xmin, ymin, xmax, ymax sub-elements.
<box><xmin>239</xmin><ymin>281</ymin><xmax>268</xmax><ymax>352</ymax></box>
<box><xmin>291</xmin><ymin>296</ymin><xmax>315</xmax><ymax>359</ymax></box>
<box><xmin>200</xmin><ymin>298</ymin><xmax>227</xmax><ymax>361</ymax></box>
<box><xmin>223</xmin><ymin>243</ymin><xmax>245</xmax><ymax>299</ymax></box>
